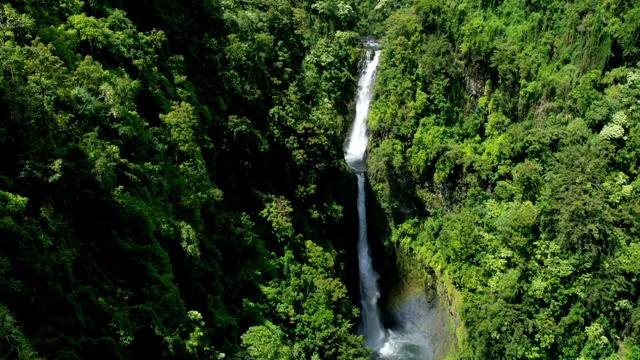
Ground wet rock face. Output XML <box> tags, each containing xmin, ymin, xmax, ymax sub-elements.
<box><xmin>360</xmin><ymin>36</ymin><xmax>380</xmax><ymax>50</ymax></box>
<box><xmin>374</xmin><ymin>273</ymin><xmax>457</xmax><ymax>360</ymax></box>
<box><xmin>346</xmin><ymin>157</ymin><xmax>367</xmax><ymax>173</ymax></box>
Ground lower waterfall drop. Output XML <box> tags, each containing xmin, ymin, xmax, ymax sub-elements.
<box><xmin>356</xmin><ymin>171</ymin><xmax>385</xmax><ymax>349</ymax></box>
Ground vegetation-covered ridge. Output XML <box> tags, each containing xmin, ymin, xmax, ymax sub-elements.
<box><xmin>365</xmin><ymin>0</ymin><xmax>640</xmax><ymax>358</ymax></box>
<box><xmin>0</xmin><ymin>0</ymin><xmax>373</xmax><ymax>358</ymax></box>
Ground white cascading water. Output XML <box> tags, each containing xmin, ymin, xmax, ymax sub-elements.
<box><xmin>345</xmin><ymin>49</ymin><xmax>380</xmax><ymax>172</ymax></box>
<box><xmin>356</xmin><ymin>171</ymin><xmax>385</xmax><ymax>348</ymax></box>
<box><xmin>344</xmin><ymin>48</ymin><xmax>385</xmax><ymax>349</ymax></box>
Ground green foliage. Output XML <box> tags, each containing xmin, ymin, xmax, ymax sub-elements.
<box><xmin>0</xmin><ymin>191</ymin><xmax>28</xmax><ymax>213</ymax></box>
<box><xmin>366</xmin><ymin>0</ymin><xmax>640</xmax><ymax>358</ymax></box>
<box><xmin>241</xmin><ymin>240</ymin><xmax>369</xmax><ymax>359</ymax></box>
<box><xmin>242</xmin><ymin>321</ymin><xmax>292</xmax><ymax>359</ymax></box>
<box><xmin>0</xmin><ymin>304</ymin><xmax>41</xmax><ymax>360</ymax></box>
<box><xmin>0</xmin><ymin>0</ymin><xmax>366</xmax><ymax>358</ymax></box>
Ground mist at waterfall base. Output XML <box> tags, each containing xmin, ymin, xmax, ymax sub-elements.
<box><xmin>344</xmin><ymin>46</ymin><xmax>434</xmax><ymax>359</ymax></box>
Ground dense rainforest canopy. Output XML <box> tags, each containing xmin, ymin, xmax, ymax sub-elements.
<box><xmin>1</xmin><ymin>0</ymin><xmax>640</xmax><ymax>359</ymax></box>
<box><xmin>0</xmin><ymin>0</ymin><xmax>370</xmax><ymax>358</ymax></box>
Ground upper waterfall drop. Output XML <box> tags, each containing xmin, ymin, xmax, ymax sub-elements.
<box><xmin>344</xmin><ymin>49</ymin><xmax>381</xmax><ymax>172</ymax></box>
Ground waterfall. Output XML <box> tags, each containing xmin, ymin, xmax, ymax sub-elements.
<box><xmin>344</xmin><ymin>48</ymin><xmax>385</xmax><ymax>349</ymax></box>
<box><xmin>345</xmin><ymin>46</ymin><xmax>434</xmax><ymax>360</ymax></box>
